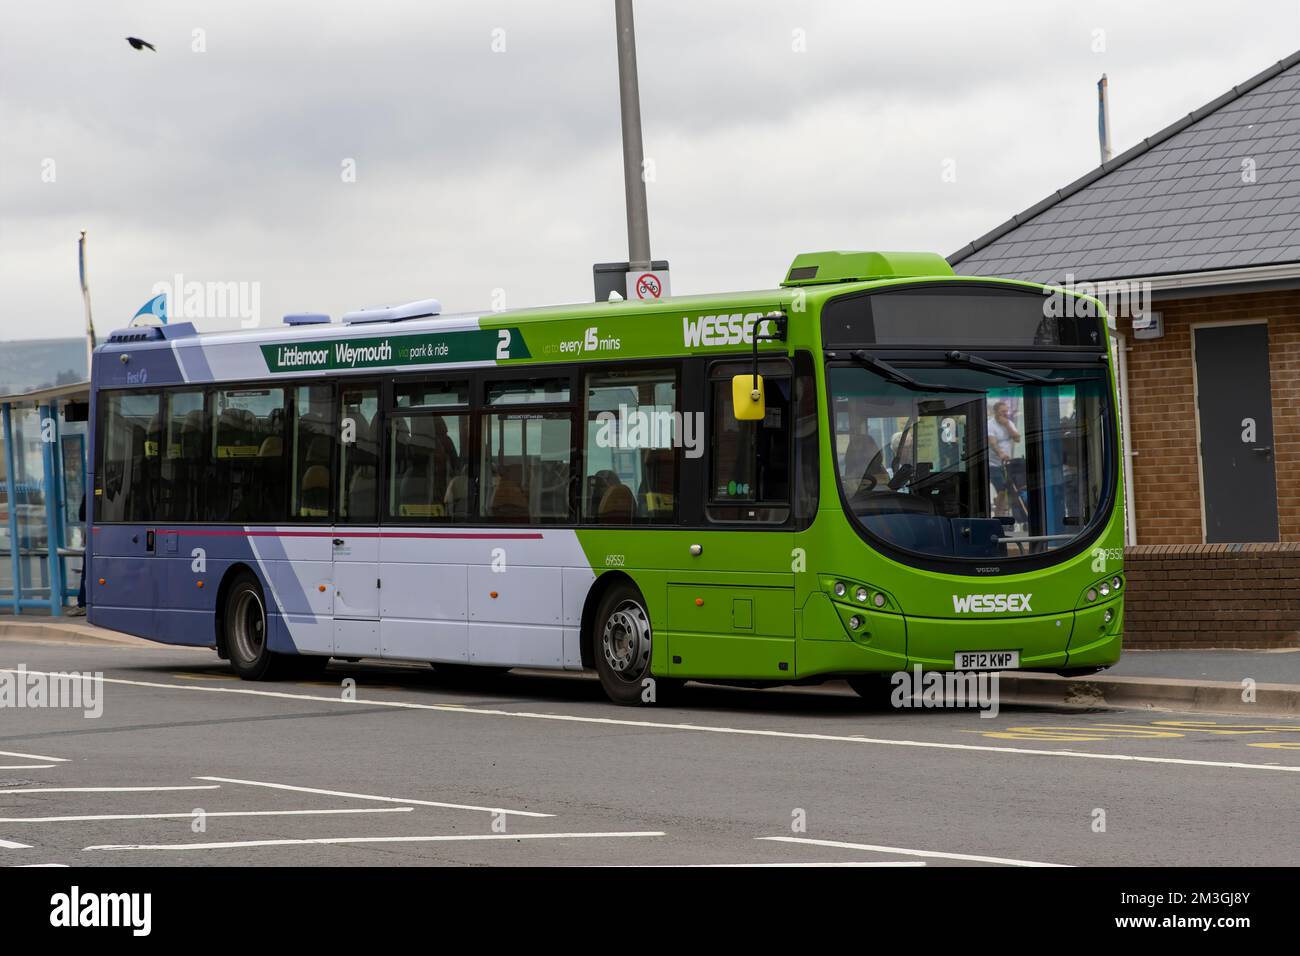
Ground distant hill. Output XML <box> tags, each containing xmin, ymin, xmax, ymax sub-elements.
<box><xmin>0</xmin><ymin>338</ymin><xmax>88</xmax><ymax>395</ymax></box>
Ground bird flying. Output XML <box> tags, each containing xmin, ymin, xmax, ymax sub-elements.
<box><xmin>125</xmin><ymin>37</ymin><xmax>156</xmax><ymax>52</ymax></box>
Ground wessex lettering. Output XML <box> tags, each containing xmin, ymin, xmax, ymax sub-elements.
<box><xmin>682</xmin><ymin>313</ymin><xmax>773</xmax><ymax>348</ymax></box>
<box><xmin>951</xmin><ymin>593</ymin><xmax>1033</xmax><ymax>613</ymax></box>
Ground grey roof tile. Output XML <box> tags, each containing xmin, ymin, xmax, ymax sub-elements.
<box><xmin>952</xmin><ymin>51</ymin><xmax>1300</xmax><ymax>279</ymax></box>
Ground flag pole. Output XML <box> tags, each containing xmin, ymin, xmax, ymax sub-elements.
<box><xmin>78</xmin><ymin>230</ymin><xmax>96</xmax><ymax>378</ymax></box>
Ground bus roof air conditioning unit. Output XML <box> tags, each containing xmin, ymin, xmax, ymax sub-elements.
<box><xmin>342</xmin><ymin>298</ymin><xmax>443</xmax><ymax>325</ymax></box>
<box><xmin>781</xmin><ymin>251</ymin><xmax>954</xmax><ymax>286</ymax></box>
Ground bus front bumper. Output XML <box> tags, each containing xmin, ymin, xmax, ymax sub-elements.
<box><xmin>798</xmin><ymin>594</ymin><xmax>1124</xmax><ymax>676</ymax></box>
<box><xmin>905</xmin><ymin>599</ymin><xmax>1123</xmax><ymax>671</ymax></box>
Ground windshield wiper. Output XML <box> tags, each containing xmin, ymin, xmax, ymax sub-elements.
<box><xmin>847</xmin><ymin>350</ymin><xmax>985</xmax><ymax>394</ymax></box>
<box><xmin>944</xmin><ymin>350</ymin><xmax>1092</xmax><ymax>385</ymax></box>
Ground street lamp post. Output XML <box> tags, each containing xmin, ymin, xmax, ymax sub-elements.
<box><xmin>615</xmin><ymin>0</ymin><xmax>652</xmax><ymax>271</ymax></box>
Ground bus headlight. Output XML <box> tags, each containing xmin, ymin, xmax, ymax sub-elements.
<box><xmin>1099</xmin><ymin>584</ymin><xmax>1111</xmax><ymax>597</ymax></box>
<box><xmin>1111</xmin><ymin>576</ymin><xmax>1122</xmax><ymax>590</ymax></box>
<box><xmin>1104</xmin><ymin>609</ymin><xmax>1114</xmax><ymax>624</ymax></box>
<box><xmin>822</xmin><ymin>576</ymin><xmax>895</xmax><ymax>613</ymax></box>
<box><xmin>848</xmin><ymin>616</ymin><xmax>862</xmax><ymax>630</ymax></box>
<box><xmin>1087</xmin><ymin>588</ymin><xmax>1098</xmax><ymax>602</ymax></box>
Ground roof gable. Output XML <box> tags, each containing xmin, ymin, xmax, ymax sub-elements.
<box><xmin>950</xmin><ymin>51</ymin><xmax>1300</xmax><ymax>283</ymax></box>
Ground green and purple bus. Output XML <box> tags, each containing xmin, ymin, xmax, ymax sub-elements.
<box><xmin>87</xmin><ymin>251</ymin><xmax>1124</xmax><ymax>704</ymax></box>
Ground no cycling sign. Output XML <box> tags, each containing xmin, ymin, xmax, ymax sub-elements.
<box><xmin>627</xmin><ymin>269</ymin><xmax>670</xmax><ymax>300</ymax></box>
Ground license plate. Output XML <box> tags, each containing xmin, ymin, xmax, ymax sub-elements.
<box><xmin>954</xmin><ymin>650</ymin><xmax>1020</xmax><ymax>670</ymax></box>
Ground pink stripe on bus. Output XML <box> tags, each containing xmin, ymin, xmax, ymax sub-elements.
<box><xmin>152</xmin><ymin>529</ymin><xmax>544</xmax><ymax>540</ymax></box>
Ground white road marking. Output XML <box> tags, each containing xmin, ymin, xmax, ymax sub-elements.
<box><xmin>86</xmin><ymin>831</ymin><xmax>666</xmax><ymax>851</ymax></box>
<box><xmin>0</xmin><ymin>808</ymin><xmax>415</xmax><ymax>824</ymax></box>
<box><xmin>0</xmin><ymin>839</ymin><xmax>32</xmax><ymax>849</ymax></box>
<box><xmin>760</xmin><ymin>836</ymin><xmax>1069</xmax><ymax>867</ymax></box>
<box><xmin>0</xmin><ymin>785</ymin><xmax>221</xmax><ymax>795</ymax></box>
<box><xmin>8</xmin><ymin>667</ymin><xmax>1298</xmax><ymax>775</ymax></box>
<box><xmin>0</xmin><ymin>765</ymin><xmax>57</xmax><ymax>770</ymax></box>
<box><xmin>645</xmin><ymin>861</ymin><xmax>926</xmax><ymax>868</ymax></box>
<box><xmin>196</xmin><ymin>776</ymin><xmax>553</xmax><ymax>818</ymax></box>
<box><xmin>0</xmin><ymin>749</ymin><xmax>67</xmax><ymax>763</ymax></box>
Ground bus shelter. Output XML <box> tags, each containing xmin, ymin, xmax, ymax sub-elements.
<box><xmin>0</xmin><ymin>381</ymin><xmax>90</xmax><ymax>615</ymax></box>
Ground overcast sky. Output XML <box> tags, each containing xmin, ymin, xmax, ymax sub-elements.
<box><xmin>2</xmin><ymin>1</ymin><xmax>1299</xmax><ymax>343</ymax></box>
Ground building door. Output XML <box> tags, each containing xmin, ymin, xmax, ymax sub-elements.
<box><xmin>1193</xmin><ymin>323</ymin><xmax>1279</xmax><ymax>543</ymax></box>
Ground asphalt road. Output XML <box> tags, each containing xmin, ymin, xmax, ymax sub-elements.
<box><xmin>0</xmin><ymin>634</ymin><xmax>1296</xmax><ymax>868</ymax></box>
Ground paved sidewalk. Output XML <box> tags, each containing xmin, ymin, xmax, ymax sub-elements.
<box><xmin>1105</xmin><ymin>647</ymin><xmax>1300</xmax><ymax>686</ymax></box>
<box><xmin>0</xmin><ymin>615</ymin><xmax>157</xmax><ymax>646</ymax></box>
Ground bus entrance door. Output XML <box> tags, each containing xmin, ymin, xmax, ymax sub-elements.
<box><xmin>332</xmin><ymin>534</ymin><xmax>380</xmax><ymax>657</ymax></box>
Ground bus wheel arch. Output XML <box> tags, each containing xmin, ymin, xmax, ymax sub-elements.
<box><xmin>580</xmin><ymin>571</ymin><xmax>637</xmax><ymax>670</ymax></box>
<box><xmin>584</xmin><ymin>573</ymin><xmax>680</xmax><ymax>706</ymax></box>
<box><xmin>214</xmin><ymin>563</ymin><xmax>260</xmax><ymax>661</ymax></box>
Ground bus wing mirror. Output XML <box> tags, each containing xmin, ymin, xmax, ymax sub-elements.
<box><xmin>732</xmin><ymin>374</ymin><xmax>765</xmax><ymax>421</ymax></box>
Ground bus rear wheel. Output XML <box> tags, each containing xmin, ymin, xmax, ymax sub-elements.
<box><xmin>592</xmin><ymin>583</ymin><xmax>680</xmax><ymax>706</ymax></box>
<box><xmin>224</xmin><ymin>572</ymin><xmax>289</xmax><ymax>681</ymax></box>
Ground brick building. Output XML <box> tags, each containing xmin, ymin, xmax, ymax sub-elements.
<box><xmin>949</xmin><ymin>51</ymin><xmax>1300</xmax><ymax>646</ymax></box>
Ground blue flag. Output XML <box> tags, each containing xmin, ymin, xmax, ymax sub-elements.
<box><xmin>133</xmin><ymin>292</ymin><xmax>168</xmax><ymax>324</ymax></box>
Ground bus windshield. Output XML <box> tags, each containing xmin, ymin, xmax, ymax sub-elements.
<box><xmin>828</xmin><ymin>363</ymin><xmax>1112</xmax><ymax>563</ymax></box>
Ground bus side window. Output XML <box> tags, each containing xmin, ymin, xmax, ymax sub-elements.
<box><xmin>98</xmin><ymin>391</ymin><xmax>162</xmax><ymax>523</ymax></box>
<box><xmin>205</xmin><ymin>387</ymin><xmax>288</xmax><ymax>523</ymax></box>
<box><xmin>792</xmin><ymin>351</ymin><xmax>819</xmax><ymax>524</ymax></box>
<box><xmin>160</xmin><ymin>390</ymin><xmax>205</xmax><ymax>522</ymax></box>
<box><xmin>338</xmin><ymin>386</ymin><xmax>380</xmax><ymax>524</ymax></box>
<box><xmin>291</xmin><ymin>384</ymin><xmax>335</xmax><ymax>520</ymax></box>
<box><xmin>582</xmin><ymin>367</ymin><xmax>677</xmax><ymax>524</ymax></box>
<box><xmin>479</xmin><ymin>412</ymin><xmax>574</xmax><ymax>522</ymax></box>
<box><xmin>479</xmin><ymin>377</ymin><xmax>575</xmax><ymax>523</ymax></box>
<box><xmin>707</xmin><ymin>369</ymin><xmax>791</xmax><ymax>524</ymax></box>
<box><xmin>388</xmin><ymin>412</ymin><xmax>469</xmax><ymax>521</ymax></box>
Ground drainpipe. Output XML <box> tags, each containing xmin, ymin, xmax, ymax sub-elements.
<box><xmin>1111</xmin><ymin>330</ymin><xmax>1138</xmax><ymax>546</ymax></box>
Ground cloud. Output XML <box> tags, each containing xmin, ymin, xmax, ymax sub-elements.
<box><xmin>1</xmin><ymin>0</ymin><xmax>1297</xmax><ymax>341</ymax></box>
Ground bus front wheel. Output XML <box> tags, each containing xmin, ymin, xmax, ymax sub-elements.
<box><xmin>224</xmin><ymin>572</ymin><xmax>288</xmax><ymax>681</ymax></box>
<box><xmin>592</xmin><ymin>583</ymin><xmax>680</xmax><ymax>706</ymax></box>
<box><xmin>846</xmin><ymin>674</ymin><xmax>896</xmax><ymax>709</ymax></box>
